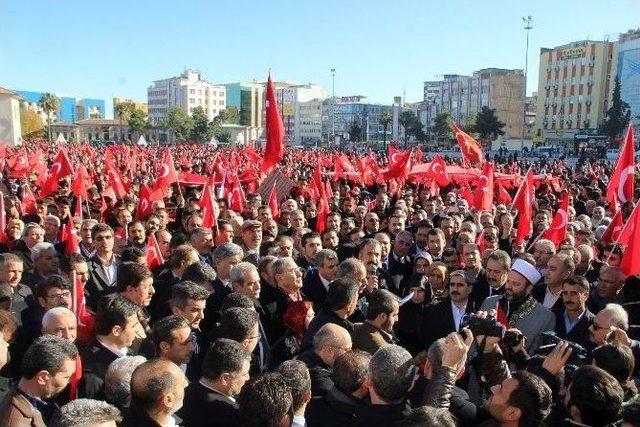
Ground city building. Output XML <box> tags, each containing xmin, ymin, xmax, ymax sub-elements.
<box><xmin>422</xmin><ymin>69</ymin><xmax>525</xmax><ymax>139</ymax></box>
<box><xmin>526</xmin><ymin>93</ymin><xmax>538</xmax><ymax>143</ymax></box>
<box><xmin>76</xmin><ymin>98</ymin><xmax>106</xmax><ymax>120</ymax></box>
<box><xmin>51</xmin><ymin>118</ymin><xmax>161</xmax><ymax>144</ymax></box>
<box><xmin>113</xmin><ymin>97</ymin><xmax>149</xmax><ymax>117</ymax></box>
<box><xmin>223</xmin><ymin>82</ymin><xmax>264</xmax><ymax>128</ymax></box>
<box><xmin>16</xmin><ymin>90</ymin><xmax>77</xmax><ymax>122</ymax></box>
<box><xmin>617</xmin><ymin>29</ymin><xmax>640</xmax><ymax>129</ymax></box>
<box><xmin>0</xmin><ymin>87</ymin><xmax>22</xmax><ymax>146</ymax></box>
<box><xmin>296</xmin><ymin>98</ymin><xmax>324</xmax><ymax>146</ymax></box>
<box><xmin>147</xmin><ymin>69</ymin><xmax>226</xmax><ymax>125</ymax></box>
<box><xmin>262</xmin><ymin>82</ymin><xmax>327</xmax><ymax>145</ymax></box>
<box><xmin>534</xmin><ymin>39</ymin><xmax>618</xmax><ymax>144</ymax></box>
<box><xmin>321</xmin><ymin>96</ymin><xmax>392</xmax><ymax>145</ymax></box>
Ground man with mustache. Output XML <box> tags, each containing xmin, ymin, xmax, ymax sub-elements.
<box><xmin>555</xmin><ymin>275</ymin><xmax>594</xmax><ymax>350</ymax></box>
<box><xmin>480</xmin><ymin>259</ymin><xmax>555</xmax><ymax>354</ymax></box>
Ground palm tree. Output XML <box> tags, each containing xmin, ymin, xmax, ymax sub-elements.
<box><xmin>379</xmin><ymin>110</ymin><xmax>392</xmax><ymax>151</ymax></box>
<box><xmin>398</xmin><ymin>111</ymin><xmax>415</xmax><ymax>147</ymax></box>
<box><xmin>38</xmin><ymin>93</ymin><xmax>60</xmax><ymax>143</ymax></box>
<box><xmin>114</xmin><ymin>102</ymin><xmax>135</xmax><ymax>141</ymax></box>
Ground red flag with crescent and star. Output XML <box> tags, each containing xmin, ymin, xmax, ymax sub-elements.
<box><xmin>512</xmin><ymin>169</ymin><xmax>534</xmax><ymax>245</ymax></box>
<box><xmin>541</xmin><ymin>193</ymin><xmax>570</xmax><ymax>248</ymax></box>
<box><xmin>41</xmin><ymin>148</ymin><xmax>74</xmax><ymax>197</ymax></box>
<box><xmin>262</xmin><ymin>74</ymin><xmax>285</xmax><ymax>172</ymax></box>
<box><xmin>452</xmin><ymin>122</ymin><xmax>484</xmax><ymax>165</ymax></box>
<box><xmin>620</xmin><ymin>203</ymin><xmax>640</xmax><ymax>277</ymax></box>
<box><xmin>146</xmin><ymin>233</ymin><xmax>165</xmax><ymax>270</ymax></box>
<box><xmin>135</xmin><ymin>184</ymin><xmax>153</xmax><ymax>221</ymax></box>
<box><xmin>607</xmin><ymin>124</ymin><xmax>635</xmax><ymax>205</ymax></box>
<box><xmin>151</xmin><ymin>150</ymin><xmax>178</xmax><ymax>200</ymax></box>
<box><xmin>473</xmin><ymin>162</ymin><xmax>494</xmax><ymax>212</ymax></box>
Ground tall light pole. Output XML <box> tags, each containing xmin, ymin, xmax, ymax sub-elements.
<box><xmin>521</xmin><ymin>15</ymin><xmax>533</xmax><ymax>151</ymax></box>
<box><xmin>331</xmin><ymin>68</ymin><xmax>336</xmax><ymax>146</ymax></box>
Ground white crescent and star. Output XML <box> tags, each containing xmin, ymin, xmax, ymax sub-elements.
<box><xmin>617</xmin><ymin>166</ymin><xmax>634</xmax><ymax>203</ymax></box>
<box><xmin>50</xmin><ymin>162</ymin><xmax>62</xmax><ymax>176</ymax></box>
<box><xmin>159</xmin><ymin>164</ymin><xmax>170</xmax><ymax>179</ymax></box>
<box><xmin>478</xmin><ymin>175</ymin><xmax>489</xmax><ymax>193</ymax></box>
<box><xmin>431</xmin><ymin>162</ymin><xmax>443</xmax><ymax>174</ymax></box>
<box><xmin>552</xmin><ymin>208</ymin><xmax>567</xmax><ymax>230</ymax></box>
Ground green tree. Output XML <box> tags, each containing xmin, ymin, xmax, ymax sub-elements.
<box><xmin>349</xmin><ymin>118</ymin><xmax>362</xmax><ymax>142</ymax></box>
<box><xmin>433</xmin><ymin>112</ymin><xmax>452</xmax><ymax>141</ymax></box>
<box><xmin>38</xmin><ymin>92</ymin><xmax>60</xmax><ymax>143</ymax></box>
<box><xmin>602</xmin><ymin>77</ymin><xmax>631</xmax><ymax>141</ymax></box>
<box><xmin>20</xmin><ymin>107</ymin><xmax>44</xmax><ymax>139</ymax></box>
<box><xmin>216</xmin><ymin>107</ymin><xmax>239</xmax><ymax>125</ymax></box>
<box><xmin>398</xmin><ymin>111</ymin><xmax>415</xmax><ymax>145</ymax></box>
<box><xmin>115</xmin><ymin>101</ymin><xmax>135</xmax><ymax>127</ymax></box>
<box><xmin>473</xmin><ymin>107</ymin><xmax>505</xmax><ymax>141</ymax></box>
<box><xmin>218</xmin><ymin>132</ymin><xmax>231</xmax><ymax>143</ymax></box>
<box><xmin>128</xmin><ymin>108</ymin><xmax>149</xmax><ymax>142</ymax></box>
<box><xmin>190</xmin><ymin>106</ymin><xmax>214</xmax><ymax>142</ymax></box>
<box><xmin>379</xmin><ymin>110</ymin><xmax>392</xmax><ymax>151</ymax></box>
<box><xmin>160</xmin><ymin>107</ymin><xmax>193</xmax><ymax>142</ymax></box>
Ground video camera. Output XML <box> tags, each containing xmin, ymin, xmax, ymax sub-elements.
<box><xmin>537</xmin><ymin>331</ymin><xmax>588</xmax><ymax>366</ymax></box>
<box><xmin>460</xmin><ymin>315</ymin><xmax>505</xmax><ymax>339</ymax></box>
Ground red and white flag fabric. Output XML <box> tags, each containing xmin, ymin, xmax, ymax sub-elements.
<box><xmin>41</xmin><ymin>148</ymin><xmax>74</xmax><ymax>197</ymax></box>
<box><xmin>72</xmin><ymin>270</ymin><xmax>95</xmax><ymax>344</ymax></box>
<box><xmin>73</xmin><ymin>196</ymin><xmax>83</xmax><ymax>220</ymax></box>
<box><xmin>541</xmin><ymin>193</ymin><xmax>570</xmax><ymax>248</ymax></box>
<box><xmin>262</xmin><ymin>74</ymin><xmax>285</xmax><ymax>172</ymax></box>
<box><xmin>146</xmin><ymin>233</ymin><xmax>165</xmax><ymax>270</ymax></box>
<box><xmin>0</xmin><ymin>192</ymin><xmax>7</xmax><ymax>245</ymax></box>
<box><xmin>199</xmin><ymin>183</ymin><xmax>220</xmax><ymax>229</ymax></box>
<box><xmin>600</xmin><ymin>209</ymin><xmax>624</xmax><ymax>244</ymax></box>
<box><xmin>70</xmin><ymin>164</ymin><xmax>90</xmax><ymax>200</ymax></box>
<box><xmin>60</xmin><ymin>222</ymin><xmax>80</xmax><ymax>255</ymax></box>
<box><xmin>607</xmin><ymin>124</ymin><xmax>636</xmax><ymax>204</ymax></box>
<box><xmin>135</xmin><ymin>184</ymin><xmax>153</xmax><ymax>221</ymax></box>
<box><xmin>512</xmin><ymin>169</ymin><xmax>534</xmax><ymax>245</ymax></box>
<box><xmin>427</xmin><ymin>154</ymin><xmax>451</xmax><ymax>187</ymax></box>
<box><xmin>312</xmin><ymin>163</ymin><xmax>329</xmax><ymax>233</ymax></box>
<box><xmin>151</xmin><ymin>150</ymin><xmax>178</xmax><ymax>201</ymax></box>
<box><xmin>452</xmin><ymin>123</ymin><xmax>484</xmax><ymax>165</ymax></box>
<box><xmin>228</xmin><ymin>174</ymin><xmax>246</xmax><ymax>213</ymax></box>
<box><xmin>268</xmin><ymin>185</ymin><xmax>280</xmax><ymax>221</ymax></box>
<box><xmin>619</xmin><ymin>203</ymin><xmax>640</xmax><ymax>276</ymax></box>
<box><xmin>473</xmin><ymin>162</ymin><xmax>494</xmax><ymax>212</ymax></box>
<box><xmin>104</xmin><ymin>161</ymin><xmax>127</xmax><ymax>199</ymax></box>
<box><xmin>496</xmin><ymin>184</ymin><xmax>512</xmax><ymax>205</ymax></box>
<box><xmin>384</xmin><ymin>149</ymin><xmax>412</xmax><ymax>181</ymax></box>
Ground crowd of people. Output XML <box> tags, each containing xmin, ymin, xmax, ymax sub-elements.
<box><xmin>0</xmin><ymin>139</ymin><xmax>638</xmax><ymax>427</ymax></box>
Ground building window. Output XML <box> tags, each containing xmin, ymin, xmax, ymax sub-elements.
<box><xmin>190</xmin><ymin>89</ymin><xmax>195</xmax><ymax>95</ymax></box>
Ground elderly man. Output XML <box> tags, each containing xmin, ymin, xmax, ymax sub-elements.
<box><xmin>190</xmin><ymin>227</ymin><xmax>214</xmax><ymax>266</ymax></box>
<box><xmin>104</xmin><ymin>355</ymin><xmax>146</xmax><ymax>410</ymax></box>
<box><xmin>43</xmin><ymin>214</ymin><xmax>61</xmax><ymax>244</ymax></box>
<box><xmin>531</xmin><ymin>239</ymin><xmax>556</xmax><ymax>274</ymax></box>
<box><xmin>0</xmin><ymin>253</ymin><xmax>31</xmax><ymax>322</ymax></box>
<box><xmin>588</xmin><ymin>265</ymin><xmax>626</xmax><ymax>313</ymax></box>
<box><xmin>208</xmin><ymin>243</ymin><xmax>244</xmax><ymax>316</ymax></box>
<box><xmin>297</xmin><ymin>323</ymin><xmax>352</xmax><ymax>397</ymax></box>
<box><xmin>481</xmin><ymin>259</ymin><xmax>555</xmax><ymax>353</ymax></box>
<box><xmin>239</xmin><ymin>220</ymin><xmax>262</xmax><ymax>265</ymax></box>
<box><xmin>303</xmin><ymin>249</ymin><xmax>339</xmax><ymax>311</ymax></box>
<box><xmin>22</xmin><ymin>242</ymin><xmax>59</xmax><ymax>290</ymax></box>
<box><xmin>534</xmin><ymin>253</ymin><xmax>575</xmax><ymax>313</ymax></box>
<box><xmin>588</xmin><ymin>303</ymin><xmax>630</xmax><ymax>349</ymax></box>
<box><xmin>470</xmin><ymin>250</ymin><xmax>510</xmax><ymax>307</ymax></box>
<box><xmin>229</xmin><ymin>262</ymin><xmax>271</xmax><ymax>370</ymax></box>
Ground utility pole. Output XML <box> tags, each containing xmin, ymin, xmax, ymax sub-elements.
<box><xmin>522</xmin><ymin>15</ymin><xmax>533</xmax><ymax>151</ymax></box>
<box><xmin>331</xmin><ymin>68</ymin><xmax>336</xmax><ymax>146</ymax></box>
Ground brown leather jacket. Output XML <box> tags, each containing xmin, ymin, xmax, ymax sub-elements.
<box><xmin>0</xmin><ymin>386</ymin><xmax>46</xmax><ymax>427</ymax></box>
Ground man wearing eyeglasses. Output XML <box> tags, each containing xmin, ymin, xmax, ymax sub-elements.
<box><xmin>531</xmin><ymin>239</ymin><xmax>556</xmax><ymax>277</ymax></box>
<box><xmin>86</xmin><ymin>224</ymin><xmax>121</xmax><ymax>312</ymax></box>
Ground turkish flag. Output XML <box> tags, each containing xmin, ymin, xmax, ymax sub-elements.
<box><xmin>61</xmin><ymin>222</ymin><xmax>80</xmax><ymax>255</ymax></box>
<box><xmin>146</xmin><ymin>233</ymin><xmax>165</xmax><ymax>270</ymax></box>
<box><xmin>512</xmin><ymin>170</ymin><xmax>534</xmax><ymax>245</ymax></box>
<box><xmin>541</xmin><ymin>193</ymin><xmax>570</xmax><ymax>248</ymax></box>
<box><xmin>600</xmin><ymin>209</ymin><xmax>624</xmax><ymax>244</ymax></box>
<box><xmin>620</xmin><ymin>205</ymin><xmax>640</xmax><ymax>276</ymax></box>
<box><xmin>384</xmin><ymin>149</ymin><xmax>412</xmax><ymax>181</ymax></box>
<box><xmin>151</xmin><ymin>150</ymin><xmax>178</xmax><ymax>201</ymax></box>
<box><xmin>135</xmin><ymin>184</ymin><xmax>153</xmax><ymax>221</ymax></box>
<box><xmin>0</xmin><ymin>191</ymin><xmax>7</xmax><ymax>245</ymax></box>
<box><xmin>228</xmin><ymin>174</ymin><xmax>246</xmax><ymax>213</ymax></box>
<box><xmin>496</xmin><ymin>184</ymin><xmax>512</xmax><ymax>205</ymax></box>
<box><xmin>312</xmin><ymin>163</ymin><xmax>329</xmax><ymax>233</ymax></box>
<box><xmin>21</xmin><ymin>185</ymin><xmax>37</xmax><ymax>215</ymax></box>
<box><xmin>8</xmin><ymin>150</ymin><xmax>30</xmax><ymax>178</ymax></box>
<box><xmin>616</xmin><ymin>203</ymin><xmax>639</xmax><ymax>248</ymax></box>
<box><xmin>262</xmin><ymin>74</ymin><xmax>285</xmax><ymax>172</ymax></box>
<box><xmin>73</xmin><ymin>197</ymin><xmax>83</xmax><ymax>220</ymax></box>
<box><xmin>452</xmin><ymin>122</ymin><xmax>484</xmax><ymax>165</ymax></box>
<box><xmin>607</xmin><ymin>124</ymin><xmax>636</xmax><ymax>204</ymax></box>
<box><xmin>41</xmin><ymin>148</ymin><xmax>74</xmax><ymax>197</ymax></box>
<box><xmin>104</xmin><ymin>162</ymin><xmax>127</xmax><ymax>199</ymax></box>
<box><xmin>427</xmin><ymin>154</ymin><xmax>451</xmax><ymax>187</ymax></box>
<box><xmin>268</xmin><ymin>185</ymin><xmax>280</xmax><ymax>221</ymax></box>
<box><xmin>474</xmin><ymin>162</ymin><xmax>494</xmax><ymax>212</ymax></box>
<box><xmin>199</xmin><ymin>183</ymin><xmax>220</xmax><ymax>229</ymax></box>
<box><xmin>71</xmin><ymin>164</ymin><xmax>90</xmax><ymax>200</ymax></box>
<box><xmin>72</xmin><ymin>270</ymin><xmax>95</xmax><ymax>345</ymax></box>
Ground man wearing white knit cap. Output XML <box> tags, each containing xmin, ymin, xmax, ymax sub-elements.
<box><xmin>480</xmin><ymin>258</ymin><xmax>555</xmax><ymax>354</ymax></box>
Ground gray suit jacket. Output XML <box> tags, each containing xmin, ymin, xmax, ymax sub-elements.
<box><xmin>481</xmin><ymin>295</ymin><xmax>555</xmax><ymax>354</ymax></box>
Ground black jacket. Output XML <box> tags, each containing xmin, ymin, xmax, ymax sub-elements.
<box><xmin>395</xmin><ymin>300</ymin><xmax>429</xmax><ymax>355</ymax></box>
<box><xmin>86</xmin><ymin>254</ymin><xmax>120</xmax><ymax>312</ymax></box>
<box><xmin>554</xmin><ymin>309</ymin><xmax>595</xmax><ymax>350</ymax></box>
<box><xmin>296</xmin><ymin>350</ymin><xmax>333</xmax><ymax>397</ymax></box>
<box><xmin>80</xmin><ymin>338</ymin><xmax>121</xmax><ymax>399</ymax></box>
<box><xmin>302</xmin><ymin>268</ymin><xmax>329</xmax><ymax>312</ymax></box>
<box><xmin>148</xmin><ymin>268</ymin><xmax>181</xmax><ymax>324</ymax></box>
<box><xmin>353</xmin><ymin>400</ymin><xmax>411</xmax><ymax>427</ymax></box>
<box><xmin>301</xmin><ymin>308</ymin><xmax>354</xmax><ymax>351</ymax></box>
<box><xmin>306</xmin><ymin>386</ymin><xmax>366</xmax><ymax>427</ymax></box>
<box><xmin>470</xmin><ymin>272</ymin><xmax>505</xmax><ymax>308</ymax></box>
<box><xmin>532</xmin><ymin>283</ymin><xmax>565</xmax><ymax>314</ymax></box>
<box><xmin>178</xmin><ymin>381</ymin><xmax>240</xmax><ymax>427</ymax></box>
<box><xmin>120</xmin><ymin>403</ymin><xmax>163</xmax><ymax>427</ymax></box>
<box><xmin>387</xmin><ymin>253</ymin><xmax>413</xmax><ymax>296</ymax></box>
<box><xmin>422</xmin><ymin>297</ymin><xmax>476</xmax><ymax>350</ymax></box>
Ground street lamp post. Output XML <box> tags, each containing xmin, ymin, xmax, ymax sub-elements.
<box><xmin>331</xmin><ymin>68</ymin><xmax>336</xmax><ymax>147</ymax></box>
<box><xmin>522</xmin><ymin>15</ymin><xmax>533</xmax><ymax>151</ymax></box>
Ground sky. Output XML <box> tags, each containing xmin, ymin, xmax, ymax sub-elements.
<box><xmin>1</xmin><ymin>0</ymin><xmax>639</xmax><ymax>118</ymax></box>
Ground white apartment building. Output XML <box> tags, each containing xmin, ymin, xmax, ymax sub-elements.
<box><xmin>296</xmin><ymin>98</ymin><xmax>324</xmax><ymax>146</ymax></box>
<box><xmin>147</xmin><ymin>69</ymin><xmax>226</xmax><ymax>125</ymax></box>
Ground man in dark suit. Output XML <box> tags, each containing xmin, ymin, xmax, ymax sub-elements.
<box><xmin>81</xmin><ymin>294</ymin><xmax>141</xmax><ymax>399</ymax></box>
<box><xmin>534</xmin><ymin>253</ymin><xmax>575</xmax><ymax>315</ymax></box>
<box><xmin>178</xmin><ymin>338</ymin><xmax>251</xmax><ymax>427</ymax></box>
<box><xmin>387</xmin><ymin>231</ymin><xmax>414</xmax><ymax>296</ymax></box>
<box><xmin>555</xmin><ymin>275</ymin><xmax>594</xmax><ymax>350</ymax></box>
<box><xmin>470</xmin><ymin>250</ymin><xmax>510</xmax><ymax>308</ymax></box>
<box><xmin>422</xmin><ymin>270</ymin><xmax>476</xmax><ymax>350</ymax></box>
<box><xmin>148</xmin><ymin>244</ymin><xmax>200</xmax><ymax>323</ymax></box>
<box><xmin>85</xmin><ymin>224</ymin><xmax>120</xmax><ymax>312</ymax></box>
<box><xmin>205</xmin><ymin>243</ymin><xmax>245</xmax><ymax>326</ymax></box>
<box><xmin>302</xmin><ymin>249</ymin><xmax>339</xmax><ymax>311</ymax></box>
